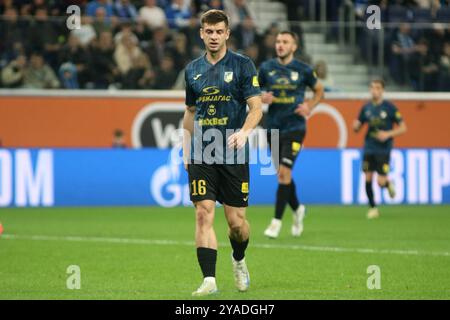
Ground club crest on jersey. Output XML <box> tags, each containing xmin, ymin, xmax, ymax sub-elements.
<box><xmin>224</xmin><ymin>71</ymin><xmax>233</xmax><ymax>83</ymax></box>
<box><xmin>291</xmin><ymin>71</ymin><xmax>299</xmax><ymax>81</ymax></box>
<box><xmin>380</xmin><ymin>111</ymin><xmax>387</xmax><ymax>119</ymax></box>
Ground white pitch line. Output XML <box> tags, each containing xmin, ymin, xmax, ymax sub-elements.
<box><xmin>1</xmin><ymin>234</ymin><xmax>449</xmax><ymax>257</ymax></box>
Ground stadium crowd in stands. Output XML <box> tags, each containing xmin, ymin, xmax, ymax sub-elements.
<box><xmin>0</xmin><ymin>0</ymin><xmax>449</xmax><ymax>91</ymax></box>
<box><xmin>353</xmin><ymin>0</ymin><xmax>450</xmax><ymax>90</ymax></box>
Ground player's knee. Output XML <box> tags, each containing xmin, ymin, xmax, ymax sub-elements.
<box><xmin>377</xmin><ymin>177</ymin><xmax>387</xmax><ymax>188</ymax></box>
<box><xmin>195</xmin><ymin>205</ymin><xmax>213</xmax><ymax>227</ymax></box>
<box><xmin>229</xmin><ymin>223</ymin><xmax>244</xmax><ymax>238</ymax></box>
<box><xmin>277</xmin><ymin>169</ymin><xmax>292</xmax><ymax>184</ymax></box>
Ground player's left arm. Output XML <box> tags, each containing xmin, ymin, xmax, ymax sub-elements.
<box><xmin>376</xmin><ymin>107</ymin><xmax>407</xmax><ymax>142</ymax></box>
<box><xmin>295</xmin><ymin>69</ymin><xmax>324</xmax><ymax>117</ymax></box>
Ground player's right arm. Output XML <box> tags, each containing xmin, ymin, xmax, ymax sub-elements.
<box><xmin>353</xmin><ymin>106</ymin><xmax>366</xmax><ymax>133</ymax></box>
<box><xmin>353</xmin><ymin>120</ymin><xmax>363</xmax><ymax>133</ymax></box>
<box><xmin>183</xmin><ymin>106</ymin><xmax>195</xmax><ymax>169</ymax></box>
<box><xmin>183</xmin><ymin>66</ymin><xmax>196</xmax><ymax>170</ymax></box>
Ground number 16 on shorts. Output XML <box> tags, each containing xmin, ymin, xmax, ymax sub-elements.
<box><xmin>191</xmin><ymin>180</ymin><xmax>207</xmax><ymax>196</ymax></box>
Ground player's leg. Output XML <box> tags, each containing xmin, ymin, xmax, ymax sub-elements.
<box><xmin>376</xmin><ymin>154</ymin><xmax>396</xmax><ymax>198</ymax></box>
<box><xmin>363</xmin><ymin>154</ymin><xmax>379</xmax><ymax>219</ymax></box>
<box><xmin>286</xmin><ymin>132</ymin><xmax>306</xmax><ymax>213</ymax></box>
<box><xmin>219</xmin><ymin>164</ymin><xmax>251</xmax><ymax>292</ymax></box>
<box><xmin>192</xmin><ymin>199</ymin><xmax>219</xmax><ymax>296</ymax></box>
<box><xmin>224</xmin><ymin>204</ymin><xmax>251</xmax><ymax>292</ymax></box>
<box><xmin>188</xmin><ymin>164</ymin><xmax>219</xmax><ymax>296</ymax></box>
<box><xmin>275</xmin><ymin>165</ymin><xmax>306</xmax><ymax>237</ymax></box>
<box><xmin>265</xmin><ymin>131</ymin><xmax>304</xmax><ymax>238</ymax></box>
<box><xmin>365</xmin><ymin>171</ymin><xmax>379</xmax><ymax>219</ymax></box>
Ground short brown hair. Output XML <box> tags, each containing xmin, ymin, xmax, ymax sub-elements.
<box><xmin>200</xmin><ymin>9</ymin><xmax>229</xmax><ymax>28</ymax></box>
<box><xmin>371</xmin><ymin>79</ymin><xmax>385</xmax><ymax>88</ymax></box>
<box><xmin>278</xmin><ymin>31</ymin><xmax>299</xmax><ymax>45</ymax></box>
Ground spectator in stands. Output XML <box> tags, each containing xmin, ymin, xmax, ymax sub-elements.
<box><xmin>265</xmin><ymin>22</ymin><xmax>280</xmax><ymax>37</ymax></box>
<box><xmin>113</xmin><ymin>0</ymin><xmax>138</xmax><ymax>20</ymax></box>
<box><xmin>244</xmin><ymin>43</ymin><xmax>259</xmax><ymax>67</ymax></box>
<box><xmin>86</xmin><ymin>0</ymin><xmax>114</xmax><ymax>18</ymax></box>
<box><xmin>47</xmin><ymin>0</ymin><xmax>87</xmax><ymax>17</ymax></box>
<box><xmin>122</xmin><ymin>52</ymin><xmax>155</xmax><ymax>89</ymax></box>
<box><xmin>92</xmin><ymin>6</ymin><xmax>115</xmax><ymax>34</ymax></box>
<box><xmin>89</xmin><ymin>31</ymin><xmax>119</xmax><ymax>89</ymax></box>
<box><xmin>139</xmin><ymin>0</ymin><xmax>168</xmax><ymax>30</ymax></box>
<box><xmin>438</xmin><ymin>41</ymin><xmax>450</xmax><ymax>91</ymax></box>
<box><xmin>27</xmin><ymin>6</ymin><xmax>62</xmax><ymax>70</ymax></box>
<box><xmin>181</xmin><ymin>15</ymin><xmax>203</xmax><ymax>58</ymax></box>
<box><xmin>208</xmin><ymin>0</ymin><xmax>224</xmax><ymax>10</ymax></box>
<box><xmin>171</xmin><ymin>33</ymin><xmax>191</xmax><ymax>71</ymax></box>
<box><xmin>409</xmin><ymin>38</ymin><xmax>439</xmax><ymax>91</ymax></box>
<box><xmin>258</xmin><ymin>32</ymin><xmax>276</xmax><ymax>64</ymax></box>
<box><xmin>114</xmin><ymin>22</ymin><xmax>139</xmax><ymax>45</ymax></box>
<box><xmin>1</xmin><ymin>54</ymin><xmax>27</xmax><ymax>88</ymax></box>
<box><xmin>58</xmin><ymin>62</ymin><xmax>79</xmax><ymax>89</ymax></box>
<box><xmin>0</xmin><ymin>7</ymin><xmax>25</xmax><ymax>59</ymax></box>
<box><xmin>414</xmin><ymin>0</ymin><xmax>441</xmax><ymax>9</ymax></box>
<box><xmin>1</xmin><ymin>41</ymin><xmax>26</xmax><ymax>69</ymax></box>
<box><xmin>29</xmin><ymin>0</ymin><xmax>48</xmax><ymax>13</ymax></box>
<box><xmin>426</xmin><ymin>23</ymin><xmax>447</xmax><ymax>58</ymax></box>
<box><xmin>23</xmin><ymin>52</ymin><xmax>60</xmax><ymax>89</ymax></box>
<box><xmin>165</xmin><ymin>0</ymin><xmax>192</xmax><ymax>30</ymax></box>
<box><xmin>390</xmin><ymin>23</ymin><xmax>417</xmax><ymax>85</ymax></box>
<box><xmin>224</xmin><ymin>0</ymin><xmax>255</xmax><ymax>29</ymax></box>
<box><xmin>146</xmin><ymin>27</ymin><xmax>171</xmax><ymax>66</ymax></box>
<box><xmin>279</xmin><ymin>0</ymin><xmax>302</xmax><ymax>38</ymax></box>
<box><xmin>193</xmin><ymin>0</ymin><xmax>224</xmax><ymax>13</ymax></box>
<box><xmin>71</xmin><ymin>16</ymin><xmax>97</xmax><ymax>47</ymax></box>
<box><xmin>153</xmin><ymin>55</ymin><xmax>178</xmax><ymax>89</ymax></box>
<box><xmin>114</xmin><ymin>32</ymin><xmax>146</xmax><ymax>77</ymax></box>
<box><xmin>59</xmin><ymin>34</ymin><xmax>91</xmax><ymax>88</ymax></box>
<box><xmin>0</xmin><ymin>0</ymin><xmax>14</xmax><ymax>15</ymax></box>
<box><xmin>314</xmin><ymin>60</ymin><xmax>337</xmax><ymax>92</ymax></box>
<box><xmin>233</xmin><ymin>15</ymin><xmax>259</xmax><ymax>50</ymax></box>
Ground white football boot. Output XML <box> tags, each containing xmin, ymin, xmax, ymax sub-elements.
<box><xmin>367</xmin><ymin>207</ymin><xmax>380</xmax><ymax>219</ymax></box>
<box><xmin>192</xmin><ymin>277</ymin><xmax>218</xmax><ymax>297</ymax></box>
<box><xmin>292</xmin><ymin>204</ymin><xmax>306</xmax><ymax>237</ymax></box>
<box><xmin>387</xmin><ymin>181</ymin><xmax>396</xmax><ymax>199</ymax></box>
<box><xmin>232</xmin><ymin>255</ymin><xmax>250</xmax><ymax>292</ymax></box>
<box><xmin>264</xmin><ymin>218</ymin><xmax>282</xmax><ymax>238</ymax></box>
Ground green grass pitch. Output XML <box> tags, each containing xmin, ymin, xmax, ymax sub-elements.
<box><xmin>0</xmin><ymin>205</ymin><xmax>449</xmax><ymax>299</ymax></box>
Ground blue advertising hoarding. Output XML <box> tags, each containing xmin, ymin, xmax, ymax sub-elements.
<box><xmin>0</xmin><ymin>148</ymin><xmax>449</xmax><ymax>207</ymax></box>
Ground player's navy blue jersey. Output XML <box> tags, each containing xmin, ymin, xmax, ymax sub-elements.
<box><xmin>358</xmin><ymin>100</ymin><xmax>403</xmax><ymax>154</ymax></box>
<box><xmin>185</xmin><ymin>50</ymin><xmax>261</xmax><ymax>164</ymax></box>
<box><xmin>258</xmin><ymin>58</ymin><xmax>317</xmax><ymax>134</ymax></box>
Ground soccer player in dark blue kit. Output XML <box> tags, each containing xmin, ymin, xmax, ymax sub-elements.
<box><xmin>183</xmin><ymin>10</ymin><xmax>262</xmax><ymax>296</ymax></box>
<box><xmin>259</xmin><ymin>31</ymin><xmax>324</xmax><ymax>239</ymax></box>
<box><xmin>353</xmin><ymin>79</ymin><xmax>407</xmax><ymax>219</ymax></box>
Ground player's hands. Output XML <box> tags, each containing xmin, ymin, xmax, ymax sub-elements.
<box><xmin>228</xmin><ymin>130</ymin><xmax>249</xmax><ymax>149</ymax></box>
<box><xmin>295</xmin><ymin>102</ymin><xmax>311</xmax><ymax>117</ymax></box>
<box><xmin>261</xmin><ymin>91</ymin><xmax>274</xmax><ymax>104</ymax></box>
<box><xmin>353</xmin><ymin>120</ymin><xmax>362</xmax><ymax>133</ymax></box>
<box><xmin>375</xmin><ymin>130</ymin><xmax>391</xmax><ymax>142</ymax></box>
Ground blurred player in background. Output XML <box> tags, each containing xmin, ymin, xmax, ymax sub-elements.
<box><xmin>183</xmin><ymin>10</ymin><xmax>262</xmax><ymax>296</ymax></box>
<box><xmin>353</xmin><ymin>79</ymin><xmax>407</xmax><ymax>219</ymax></box>
<box><xmin>259</xmin><ymin>31</ymin><xmax>324</xmax><ymax>239</ymax></box>
<box><xmin>112</xmin><ymin>129</ymin><xmax>126</xmax><ymax>148</ymax></box>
